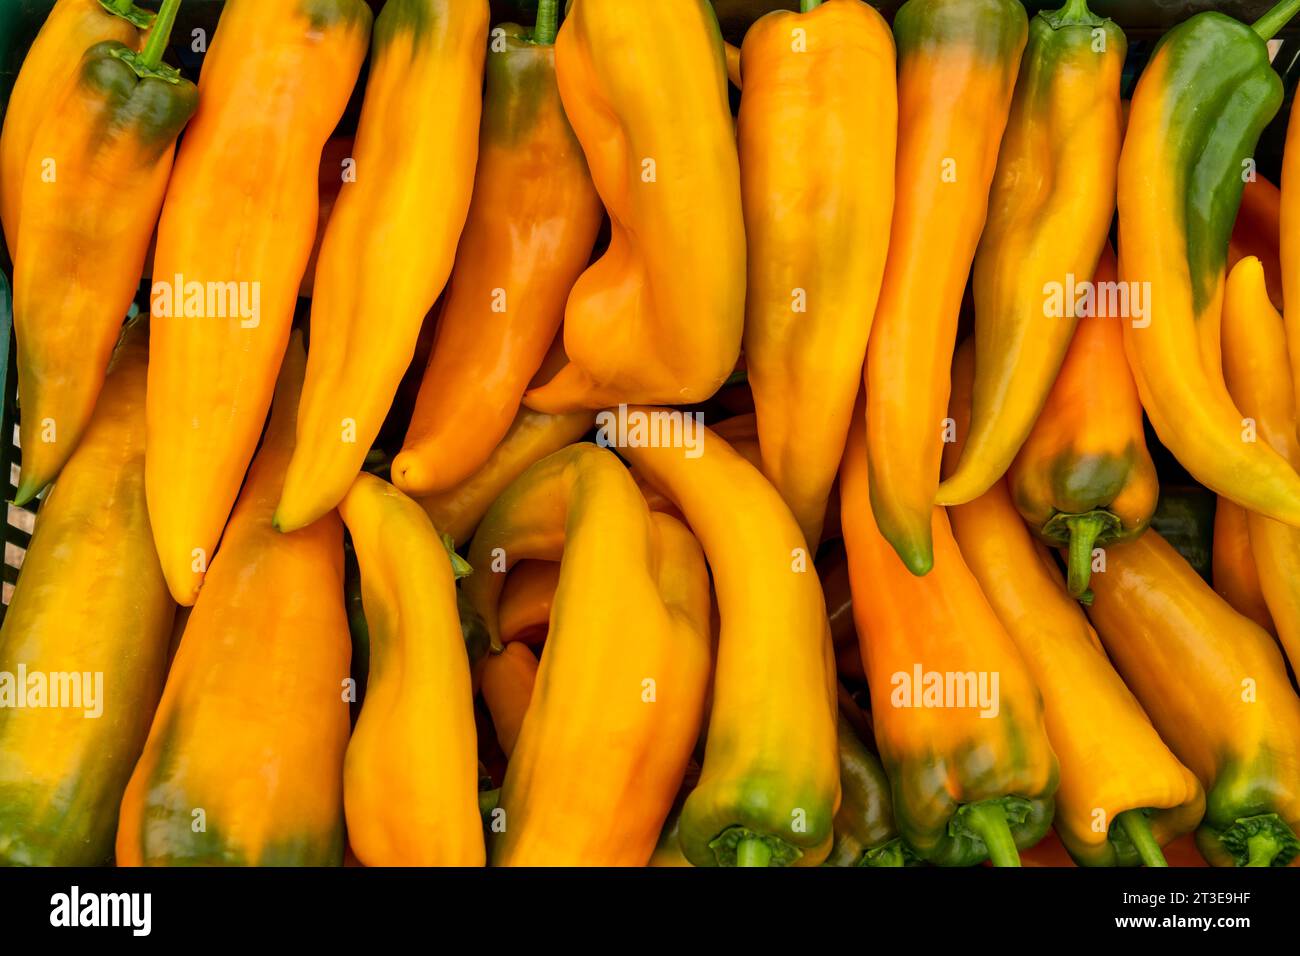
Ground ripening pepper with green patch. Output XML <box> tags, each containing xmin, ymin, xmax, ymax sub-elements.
<box><xmin>937</xmin><ymin>0</ymin><xmax>1125</xmax><ymax>508</ymax></box>
<box><xmin>1117</xmin><ymin>0</ymin><xmax>1300</xmax><ymax>530</ymax></box>
<box><xmin>1087</xmin><ymin>530</ymin><xmax>1300</xmax><ymax>867</ymax></box>
<box><xmin>1007</xmin><ymin>246</ymin><xmax>1158</xmax><ymax>600</ymax></box>
<box><xmin>841</xmin><ymin>392</ymin><xmax>1059</xmax><ymax>867</ymax></box>
<box><xmin>863</xmin><ymin>0</ymin><xmax>1026</xmax><ymax>576</ymax></box>
<box><xmin>13</xmin><ymin>0</ymin><xmax>196</xmax><ymax>505</ymax></box>
<box><xmin>0</xmin><ymin>319</ymin><xmax>174</xmax><ymax>866</ymax></box>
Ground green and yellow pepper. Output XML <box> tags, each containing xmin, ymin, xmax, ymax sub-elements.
<box><xmin>1118</xmin><ymin>0</ymin><xmax>1300</xmax><ymax>530</ymax></box>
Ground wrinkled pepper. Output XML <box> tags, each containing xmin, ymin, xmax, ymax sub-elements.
<box><xmin>521</xmin><ymin>0</ymin><xmax>746</xmax><ymax>413</ymax></box>
<box><xmin>863</xmin><ymin>0</ymin><xmax>1026</xmax><ymax>576</ymax></box>
<box><xmin>1229</xmin><ymin>175</ymin><xmax>1282</xmax><ymax>310</ymax></box>
<box><xmin>738</xmin><ymin>0</ymin><xmax>896</xmax><ymax>547</ymax></box>
<box><xmin>0</xmin><ymin>0</ymin><xmax>147</xmax><ymax>257</ymax></box>
<box><xmin>146</xmin><ymin>0</ymin><xmax>372</xmax><ymax>604</ymax></box>
<box><xmin>947</xmin><ymin>342</ymin><xmax>1204</xmax><ymax>867</ymax></box>
<box><xmin>482</xmin><ymin>642</ymin><xmax>539</xmax><ymax>760</ymax></box>
<box><xmin>0</xmin><ymin>320</ymin><xmax>174</xmax><ymax>866</ymax></box>
<box><xmin>498</xmin><ymin>560</ymin><xmax>559</xmax><ymax>647</ymax></box>
<box><xmin>825</xmin><ymin>713</ymin><xmax>915</xmax><ymax>868</ymax></box>
<box><xmin>465</xmin><ymin>444</ymin><xmax>712</xmax><ymax>866</ymax></box>
<box><xmin>1213</xmin><ymin>497</ymin><xmax>1275</xmax><ymax>634</ymax></box>
<box><xmin>623</xmin><ymin>418</ymin><xmax>840</xmax><ymax>867</ymax></box>
<box><xmin>337</xmin><ymin>473</ymin><xmax>483</xmax><ymax>866</ymax></box>
<box><xmin>390</xmin><ymin>0</ymin><xmax>603</xmax><ymax>500</ymax></box>
<box><xmin>1007</xmin><ymin>246</ymin><xmax>1158</xmax><ymax>600</ymax></box>
<box><xmin>1117</xmin><ymin>0</ymin><xmax>1300</xmax><ymax>529</ymax></box>
<box><xmin>1087</xmin><ymin>530</ymin><xmax>1300</xmax><ymax>867</ymax></box>
<box><xmin>275</xmin><ymin>0</ymin><xmax>490</xmax><ymax>530</ymax></box>
<box><xmin>1221</xmin><ymin>256</ymin><xmax>1300</xmax><ymax>675</ymax></box>
<box><xmin>841</xmin><ymin>396</ymin><xmax>1059</xmax><ymax>867</ymax></box>
<box><xmin>13</xmin><ymin>0</ymin><xmax>197</xmax><ymax>504</ymax></box>
<box><xmin>938</xmin><ymin>0</ymin><xmax>1125</xmax><ymax>507</ymax></box>
<box><xmin>118</xmin><ymin>335</ymin><xmax>353</xmax><ymax>866</ymax></box>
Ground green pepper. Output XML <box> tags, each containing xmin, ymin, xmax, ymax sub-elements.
<box><xmin>823</xmin><ymin>714</ymin><xmax>919</xmax><ymax>868</ymax></box>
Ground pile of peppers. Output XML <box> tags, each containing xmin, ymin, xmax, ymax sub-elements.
<box><xmin>4</xmin><ymin>0</ymin><xmax>1300</xmax><ymax>871</ymax></box>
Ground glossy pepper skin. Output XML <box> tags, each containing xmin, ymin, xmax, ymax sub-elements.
<box><xmin>464</xmin><ymin>444</ymin><xmax>712</xmax><ymax>866</ymax></box>
<box><xmin>13</xmin><ymin>6</ymin><xmax>197</xmax><ymax>505</ymax></box>
<box><xmin>622</xmin><ymin>418</ymin><xmax>839</xmax><ymax>868</ymax></box>
<box><xmin>390</xmin><ymin>4</ymin><xmax>603</xmax><ymax>499</ymax></box>
<box><xmin>498</xmin><ymin>560</ymin><xmax>559</xmax><ymax>647</ymax></box>
<box><xmin>146</xmin><ymin>0</ymin><xmax>372</xmax><ymax>605</ymax></box>
<box><xmin>824</xmin><ymin>714</ymin><xmax>915</xmax><ymax>868</ymax></box>
<box><xmin>1278</xmin><ymin>79</ymin><xmax>1300</xmax><ymax>415</ymax></box>
<box><xmin>482</xmin><ymin>642</ymin><xmax>539</xmax><ymax>760</ymax></box>
<box><xmin>275</xmin><ymin>0</ymin><xmax>489</xmax><ymax>529</ymax></box>
<box><xmin>118</xmin><ymin>335</ymin><xmax>352</xmax><ymax>866</ymax></box>
<box><xmin>947</xmin><ymin>342</ymin><xmax>1204</xmax><ymax>867</ymax></box>
<box><xmin>1221</xmin><ymin>257</ymin><xmax>1300</xmax><ymax>675</ymax></box>
<box><xmin>1229</xmin><ymin>176</ymin><xmax>1282</xmax><ymax>310</ymax></box>
<box><xmin>0</xmin><ymin>0</ymin><xmax>146</xmax><ymax>258</ymax></box>
<box><xmin>337</xmin><ymin>474</ymin><xmax>483</xmax><ymax>866</ymax></box>
<box><xmin>1213</xmin><ymin>498</ymin><xmax>1275</xmax><ymax>634</ymax></box>
<box><xmin>738</xmin><ymin>0</ymin><xmax>895</xmax><ymax>547</ymax></box>
<box><xmin>1117</xmin><ymin>1</ymin><xmax>1300</xmax><ymax>530</ymax></box>
<box><xmin>522</xmin><ymin>0</ymin><xmax>746</xmax><ymax>413</ymax></box>
<box><xmin>0</xmin><ymin>321</ymin><xmax>174</xmax><ymax>866</ymax></box>
<box><xmin>841</xmin><ymin>396</ymin><xmax>1058</xmax><ymax>867</ymax></box>
<box><xmin>937</xmin><ymin>0</ymin><xmax>1125</xmax><ymax>508</ymax></box>
<box><xmin>1087</xmin><ymin>530</ymin><xmax>1300</xmax><ymax>867</ymax></box>
<box><xmin>1007</xmin><ymin>246</ymin><xmax>1158</xmax><ymax>600</ymax></box>
<box><xmin>863</xmin><ymin>0</ymin><xmax>1027</xmax><ymax>576</ymax></box>
<box><xmin>417</xmin><ymin>405</ymin><xmax>594</xmax><ymax>547</ymax></box>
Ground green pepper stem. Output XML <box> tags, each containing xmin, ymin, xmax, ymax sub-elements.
<box><xmin>963</xmin><ymin>803</ymin><xmax>1022</xmax><ymax>867</ymax></box>
<box><xmin>1065</xmin><ymin>513</ymin><xmax>1108</xmax><ymax>599</ymax></box>
<box><xmin>801</xmin><ymin>0</ymin><xmax>825</xmax><ymax>12</ymax></box>
<box><xmin>140</xmin><ymin>0</ymin><xmax>183</xmax><ymax>71</ymax></box>
<box><xmin>1118</xmin><ymin>811</ymin><xmax>1168</xmax><ymax>868</ymax></box>
<box><xmin>533</xmin><ymin>0</ymin><xmax>560</xmax><ymax>45</ymax></box>
<box><xmin>736</xmin><ymin>837</ymin><xmax>773</xmax><ymax>867</ymax></box>
<box><xmin>1254</xmin><ymin>0</ymin><xmax>1300</xmax><ymax>40</ymax></box>
<box><xmin>1245</xmin><ymin>832</ymin><xmax>1281</xmax><ymax>866</ymax></box>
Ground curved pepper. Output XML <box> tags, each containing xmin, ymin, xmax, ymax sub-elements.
<box><xmin>482</xmin><ymin>642</ymin><xmax>539</xmax><ymax>760</ymax></box>
<box><xmin>417</xmin><ymin>404</ymin><xmax>594</xmax><ymax>547</ymax></box>
<box><xmin>841</xmin><ymin>395</ymin><xmax>1058</xmax><ymax>867</ymax></box>
<box><xmin>824</xmin><ymin>713</ymin><xmax>915</xmax><ymax>868</ymax></box>
<box><xmin>0</xmin><ymin>320</ymin><xmax>174</xmax><ymax>866</ymax></box>
<box><xmin>275</xmin><ymin>0</ymin><xmax>490</xmax><ymax>529</ymax></box>
<box><xmin>1212</xmin><ymin>497</ymin><xmax>1275</xmax><ymax>634</ymax></box>
<box><xmin>1222</xmin><ymin>256</ymin><xmax>1300</xmax><ymax>676</ymax></box>
<box><xmin>937</xmin><ymin>0</ymin><xmax>1125</xmax><ymax>507</ymax></box>
<box><xmin>521</xmin><ymin>0</ymin><xmax>745</xmax><ymax>413</ymax></box>
<box><xmin>1229</xmin><ymin>175</ymin><xmax>1282</xmax><ymax>310</ymax></box>
<box><xmin>146</xmin><ymin>0</ymin><xmax>372</xmax><ymax>605</ymax></box>
<box><xmin>118</xmin><ymin>334</ymin><xmax>352</xmax><ymax>866</ymax></box>
<box><xmin>1086</xmin><ymin>529</ymin><xmax>1300</xmax><ymax>867</ymax></box>
<box><xmin>13</xmin><ymin>2</ymin><xmax>197</xmax><ymax>504</ymax></box>
<box><xmin>622</xmin><ymin>417</ymin><xmax>839</xmax><ymax>867</ymax></box>
<box><xmin>464</xmin><ymin>444</ymin><xmax>712</xmax><ymax>866</ymax></box>
<box><xmin>947</xmin><ymin>342</ymin><xmax>1204</xmax><ymax>867</ymax></box>
<box><xmin>863</xmin><ymin>0</ymin><xmax>1026</xmax><ymax>575</ymax></box>
<box><xmin>498</xmin><ymin>560</ymin><xmax>559</xmax><ymax>647</ymax></box>
<box><xmin>337</xmin><ymin>473</ymin><xmax>483</xmax><ymax>866</ymax></box>
<box><xmin>738</xmin><ymin>0</ymin><xmax>896</xmax><ymax>547</ymax></box>
<box><xmin>1117</xmin><ymin>0</ymin><xmax>1300</xmax><ymax>530</ymax></box>
<box><xmin>389</xmin><ymin>1</ymin><xmax>603</xmax><ymax>499</ymax></box>
<box><xmin>1007</xmin><ymin>245</ymin><xmax>1158</xmax><ymax>600</ymax></box>
<box><xmin>0</xmin><ymin>0</ymin><xmax>147</xmax><ymax>257</ymax></box>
